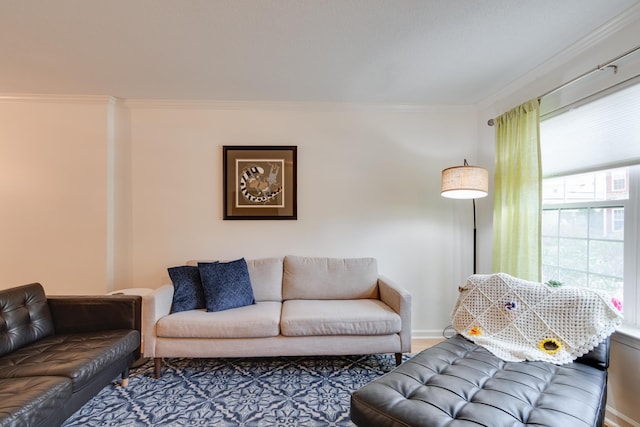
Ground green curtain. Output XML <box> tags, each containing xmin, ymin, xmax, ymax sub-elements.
<box><xmin>492</xmin><ymin>99</ymin><xmax>542</xmax><ymax>281</ymax></box>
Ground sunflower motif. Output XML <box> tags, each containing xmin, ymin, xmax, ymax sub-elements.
<box><xmin>468</xmin><ymin>326</ymin><xmax>482</xmax><ymax>337</ymax></box>
<box><xmin>539</xmin><ymin>338</ymin><xmax>562</xmax><ymax>354</ymax></box>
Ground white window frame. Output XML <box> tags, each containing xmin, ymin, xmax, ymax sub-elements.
<box><xmin>624</xmin><ymin>165</ymin><xmax>640</xmax><ymax>327</ymax></box>
<box><xmin>542</xmin><ymin>165</ymin><xmax>639</xmax><ymax>328</ymax></box>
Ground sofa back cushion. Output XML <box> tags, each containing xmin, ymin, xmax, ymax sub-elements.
<box><xmin>246</xmin><ymin>257</ymin><xmax>284</xmax><ymax>302</ymax></box>
<box><xmin>188</xmin><ymin>257</ymin><xmax>283</xmax><ymax>302</ymax></box>
<box><xmin>283</xmin><ymin>256</ymin><xmax>379</xmax><ymax>300</ymax></box>
<box><xmin>0</xmin><ymin>283</ymin><xmax>54</xmax><ymax>357</ymax></box>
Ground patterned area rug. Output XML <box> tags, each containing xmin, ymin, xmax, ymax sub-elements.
<box><xmin>63</xmin><ymin>354</ymin><xmax>403</xmax><ymax>426</ymax></box>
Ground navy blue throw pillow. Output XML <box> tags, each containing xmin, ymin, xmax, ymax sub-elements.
<box><xmin>167</xmin><ymin>265</ymin><xmax>206</xmax><ymax>313</ymax></box>
<box><xmin>198</xmin><ymin>258</ymin><xmax>256</xmax><ymax>312</ymax></box>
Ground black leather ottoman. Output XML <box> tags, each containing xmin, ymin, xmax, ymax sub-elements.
<box><xmin>350</xmin><ymin>335</ymin><xmax>609</xmax><ymax>427</ymax></box>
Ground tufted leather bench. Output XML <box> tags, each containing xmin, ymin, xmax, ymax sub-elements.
<box><xmin>350</xmin><ymin>334</ymin><xmax>609</xmax><ymax>427</ymax></box>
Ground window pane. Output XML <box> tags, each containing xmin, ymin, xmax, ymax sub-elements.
<box><xmin>589</xmin><ymin>207</ymin><xmax>624</xmax><ymax>240</ymax></box>
<box><xmin>542</xmin><ymin>236</ymin><xmax>558</xmax><ymax>266</ymax></box>
<box><xmin>543</xmin><ymin>168</ymin><xmax>629</xmax><ymax>204</ymax></box>
<box><xmin>612</xmin><ymin>170</ymin><xmax>626</xmax><ymax>192</ymax></box>
<box><xmin>559</xmin><ymin>209</ymin><xmax>588</xmax><ymax>238</ymax></box>
<box><xmin>542</xmin><ymin>210</ymin><xmax>558</xmax><ymax>236</ymax></box>
<box><xmin>612</xmin><ymin>208</ymin><xmax>624</xmax><ymax>234</ymax></box>
<box><xmin>558</xmin><ymin>269</ymin><xmax>588</xmax><ymax>287</ymax></box>
<box><xmin>589</xmin><ymin>240</ymin><xmax>624</xmax><ymax>277</ymax></box>
<box><xmin>542</xmin><ymin>265</ymin><xmax>559</xmax><ymax>282</ymax></box>
<box><xmin>543</xmin><ymin>178</ymin><xmax>566</xmax><ymax>204</ymax></box>
<box><xmin>566</xmin><ymin>174</ymin><xmax>595</xmax><ymax>201</ymax></box>
<box><xmin>558</xmin><ymin>237</ymin><xmax>588</xmax><ymax>270</ymax></box>
<box><xmin>589</xmin><ymin>274</ymin><xmax>624</xmax><ymax>300</ymax></box>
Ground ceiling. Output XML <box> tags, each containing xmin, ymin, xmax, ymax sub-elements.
<box><xmin>1</xmin><ymin>0</ymin><xmax>638</xmax><ymax>105</ymax></box>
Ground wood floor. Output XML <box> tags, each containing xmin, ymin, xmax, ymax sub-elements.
<box><xmin>411</xmin><ymin>338</ymin><xmax>445</xmax><ymax>353</ymax></box>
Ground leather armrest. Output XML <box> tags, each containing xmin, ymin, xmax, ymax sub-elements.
<box><xmin>48</xmin><ymin>295</ymin><xmax>142</xmax><ymax>335</ymax></box>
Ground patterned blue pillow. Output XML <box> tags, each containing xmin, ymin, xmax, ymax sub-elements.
<box><xmin>198</xmin><ymin>258</ymin><xmax>256</xmax><ymax>312</ymax></box>
<box><xmin>167</xmin><ymin>265</ymin><xmax>206</xmax><ymax>313</ymax></box>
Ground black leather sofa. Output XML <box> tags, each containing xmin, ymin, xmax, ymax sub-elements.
<box><xmin>0</xmin><ymin>283</ymin><xmax>141</xmax><ymax>427</ymax></box>
<box><xmin>351</xmin><ymin>334</ymin><xmax>610</xmax><ymax>427</ymax></box>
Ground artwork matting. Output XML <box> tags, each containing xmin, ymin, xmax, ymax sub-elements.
<box><xmin>223</xmin><ymin>146</ymin><xmax>297</xmax><ymax>220</ymax></box>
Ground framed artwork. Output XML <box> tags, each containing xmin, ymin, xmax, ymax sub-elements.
<box><xmin>223</xmin><ymin>145</ymin><xmax>297</xmax><ymax>220</ymax></box>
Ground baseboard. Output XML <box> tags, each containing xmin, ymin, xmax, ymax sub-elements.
<box><xmin>606</xmin><ymin>406</ymin><xmax>640</xmax><ymax>427</ymax></box>
<box><xmin>411</xmin><ymin>329</ymin><xmax>447</xmax><ymax>340</ymax></box>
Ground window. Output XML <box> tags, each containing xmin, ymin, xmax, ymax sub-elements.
<box><xmin>542</xmin><ymin>168</ymin><xmax>627</xmax><ymax>302</ymax></box>
<box><xmin>612</xmin><ymin>170</ymin><xmax>627</xmax><ymax>192</ymax></box>
<box><xmin>540</xmin><ymin>81</ymin><xmax>640</xmax><ymax>328</ymax></box>
<box><xmin>612</xmin><ymin>208</ymin><xmax>624</xmax><ymax>232</ymax></box>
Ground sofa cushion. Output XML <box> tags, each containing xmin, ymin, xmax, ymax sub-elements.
<box><xmin>283</xmin><ymin>256</ymin><xmax>379</xmax><ymax>300</ymax></box>
<box><xmin>156</xmin><ymin>301</ymin><xmax>281</xmax><ymax>338</ymax></box>
<box><xmin>198</xmin><ymin>259</ymin><xmax>256</xmax><ymax>312</ymax></box>
<box><xmin>167</xmin><ymin>265</ymin><xmax>206</xmax><ymax>313</ymax></box>
<box><xmin>0</xmin><ymin>376</ymin><xmax>71</xmax><ymax>427</ymax></box>
<box><xmin>281</xmin><ymin>299</ymin><xmax>400</xmax><ymax>336</ymax></box>
<box><xmin>0</xmin><ymin>283</ymin><xmax>54</xmax><ymax>357</ymax></box>
<box><xmin>0</xmin><ymin>330</ymin><xmax>140</xmax><ymax>391</ymax></box>
<box><xmin>246</xmin><ymin>257</ymin><xmax>284</xmax><ymax>302</ymax></box>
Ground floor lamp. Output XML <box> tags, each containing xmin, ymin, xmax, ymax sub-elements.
<box><xmin>441</xmin><ymin>159</ymin><xmax>489</xmax><ymax>274</ymax></box>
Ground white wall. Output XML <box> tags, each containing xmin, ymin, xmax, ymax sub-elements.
<box><xmin>0</xmin><ymin>97</ymin><xmax>480</xmax><ymax>333</ymax></box>
<box><xmin>609</xmin><ymin>334</ymin><xmax>640</xmax><ymax>427</ymax></box>
<box><xmin>127</xmin><ymin>102</ymin><xmax>480</xmax><ymax>334</ymax></box>
<box><xmin>0</xmin><ymin>96</ymin><xmax>113</xmax><ymax>294</ymax></box>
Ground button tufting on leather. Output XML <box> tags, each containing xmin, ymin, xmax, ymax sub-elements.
<box><xmin>351</xmin><ymin>335</ymin><xmax>609</xmax><ymax>427</ymax></box>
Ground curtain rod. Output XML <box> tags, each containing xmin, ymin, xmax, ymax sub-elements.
<box><xmin>487</xmin><ymin>44</ymin><xmax>640</xmax><ymax>126</ymax></box>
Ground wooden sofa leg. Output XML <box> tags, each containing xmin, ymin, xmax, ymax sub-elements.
<box><xmin>395</xmin><ymin>353</ymin><xmax>402</xmax><ymax>366</ymax></box>
<box><xmin>154</xmin><ymin>357</ymin><xmax>162</xmax><ymax>378</ymax></box>
<box><xmin>121</xmin><ymin>368</ymin><xmax>129</xmax><ymax>387</ymax></box>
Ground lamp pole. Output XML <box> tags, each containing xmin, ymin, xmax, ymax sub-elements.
<box><xmin>441</xmin><ymin>159</ymin><xmax>489</xmax><ymax>276</ymax></box>
<box><xmin>473</xmin><ymin>198</ymin><xmax>477</xmax><ymax>274</ymax></box>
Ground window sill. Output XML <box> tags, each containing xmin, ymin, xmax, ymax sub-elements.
<box><xmin>612</xmin><ymin>325</ymin><xmax>640</xmax><ymax>350</ymax></box>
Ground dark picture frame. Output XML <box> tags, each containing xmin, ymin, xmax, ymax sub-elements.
<box><xmin>223</xmin><ymin>145</ymin><xmax>297</xmax><ymax>220</ymax></box>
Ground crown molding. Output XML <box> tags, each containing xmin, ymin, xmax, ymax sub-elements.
<box><xmin>0</xmin><ymin>93</ymin><xmax>476</xmax><ymax>113</ymax></box>
<box><xmin>0</xmin><ymin>93</ymin><xmax>117</xmax><ymax>105</ymax></box>
<box><xmin>122</xmin><ymin>98</ymin><xmax>477</xmax><ymax>113</ymax></box>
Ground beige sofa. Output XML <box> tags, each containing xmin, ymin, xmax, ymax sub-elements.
<box><xmin>143</xmin><ymin>256</ymin><xmax>412</xmax><ymax>377</ymax></box>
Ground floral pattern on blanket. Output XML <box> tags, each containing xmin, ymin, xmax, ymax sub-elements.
<box><xmin>452</xmin><ymin>273</ymin><xmax>623</xmax><ymax>364</ymax></box>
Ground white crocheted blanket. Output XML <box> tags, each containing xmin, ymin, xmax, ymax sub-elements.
<box><xmin>451</xmin><ymin>273</ymin><xmax>623</xmax><ymax>364</ymax></box>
